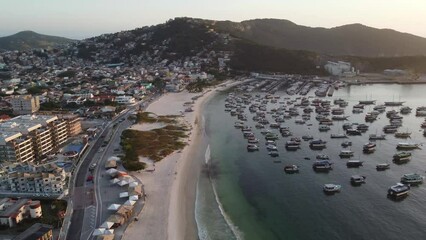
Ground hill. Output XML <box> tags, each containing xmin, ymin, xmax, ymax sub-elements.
<box><xmin>209</xmin><ymin>19</ymin><xmax>426</xmax><ymax>57</ymax></box>
<box><xmin>0</xmin><ymin>31</ymin><xmax>75</xmax><ymax>51</ymax></box>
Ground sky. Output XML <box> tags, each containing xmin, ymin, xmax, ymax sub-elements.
<box><xmin>1</xmin><ymin>0</ymin><xmax>426</xmax><ymax>39</ymax></box>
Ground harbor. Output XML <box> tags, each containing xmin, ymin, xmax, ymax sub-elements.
<box><xmin>197</xmin><ymin>81</ymin><xmax>426</xmax><ymax>240</ymax></box>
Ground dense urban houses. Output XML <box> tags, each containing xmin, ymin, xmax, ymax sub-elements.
<box><xmin>0</xmin><ymin>198</ymin><xmax>42</xmax><ymax>228</ymax></box>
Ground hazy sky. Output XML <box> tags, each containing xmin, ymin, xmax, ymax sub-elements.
<box><xmin>2</xmin><ymin>0</ymin><xmax>426</xmax><ymax>39</ymax></box>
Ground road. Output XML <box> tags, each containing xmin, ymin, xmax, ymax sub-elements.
<box><xmin>66</xmin><ymin>94</ymin><xmax>158</xmax><ymax>240</ymax></box>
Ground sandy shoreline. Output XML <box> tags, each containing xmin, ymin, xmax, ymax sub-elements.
<box><xmin>122</xmin><ymin>80</ymin><xmax>242</xmax><ymax>240</ymax></box>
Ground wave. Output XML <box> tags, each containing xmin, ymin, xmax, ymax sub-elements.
<box><xmin>205</xmin><ymin>144</ymin><xmax>244</xmax><ymax>240</ymax></box>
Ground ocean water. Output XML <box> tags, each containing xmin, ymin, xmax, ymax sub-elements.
<box><xmin>196</xmin><ymin>84</ymin><xmax>426</xmax><ymax>240</ymax></box>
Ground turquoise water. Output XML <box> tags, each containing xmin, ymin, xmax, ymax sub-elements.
<box><xmin>196</xmin><ymin>84</ymin><xmax>426</xmax><ymax>240</ymax></box>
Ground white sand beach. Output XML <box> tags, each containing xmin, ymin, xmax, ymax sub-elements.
<box><xmin>122</xmin><ymin>81</ymin><xmax>241</xmax><ymax>240</ymax></box>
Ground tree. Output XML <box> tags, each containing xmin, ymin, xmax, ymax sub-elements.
<box><xmin>153</xmin><ymin>77</ymin><xmax>166</xmax><ymax>91</ymax></box>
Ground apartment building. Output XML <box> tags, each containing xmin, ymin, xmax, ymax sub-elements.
<box><xmin>2</xmin><ymin>162</ymin><xmax>66</xmax><ymax>194</ymax></box>
<box><xmin>61</xmin><ymin>114</ymin><xmax>82</xmax><ymax>136</ymax></box>
<box><xmin>10</xmin><ymin>95</ymin><xmax>40</xmax><ymax>115</ymax></box>
<box><xmin>0</xmin><ymin>198</ymin><xmax>42</xmax><ymax>228</ymax></box>
<box><xmin>0</xmin><ymin>115</ymin><xmax>79</xmax><ymax>163</ymax></box>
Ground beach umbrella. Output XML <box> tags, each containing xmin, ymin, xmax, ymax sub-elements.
<box><xmin>129</xmin><ymin>195</ymin><xmax>139</xmax><ymax>201</ymax></box>
<box><xmin>100</xmin><ymin>221</ymin><xmax>114</xmax><ymax>229</ymax></box>
<box><xmin>107</xmin><ymin>204</ymin><xmax>121</xmax><ymax>210</ymax></box>
<box><xmin>106</xmin><ymin>168</ymin><xmax>118</xmax><ymax>175</ymax></box>
<box><xmin>124</xmin><ymin>200</ymin><xmax>136</xmax><ymax>206</ymax></box>
<box><xmin>93</xmin><ymin>228</ymin><xmax>105</xmax><ymax>236</ymax></box>
<box><xmin>110</xmin><ymin>178</ymin><xmax>120</xmax><ymax>184</ymax></box>
<box><xmin>129</xmin><ymin>181</ymin><xmax>138</xmax><ymax>187</ymax></box>
<box><xmin>119</xmin><ymin>192</ymin><xmax>129</xmax><ymax>198</ymax></box>
<box><xmin>104</xmin><ymin>229</ymin><xmax>115</xmax><ymax>235</ymax></box>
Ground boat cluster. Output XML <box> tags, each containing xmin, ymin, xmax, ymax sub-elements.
<box><xmin>225</xmin><ymin>87</ymin><xmax>426</xmax><ymax>198</ymax></box>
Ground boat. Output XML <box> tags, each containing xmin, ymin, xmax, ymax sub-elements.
<box><xmin>316</xmin><ymin>154</ymin><xmax>330</xmax><ymax>160</ymax></box>
<box><xmin>395</xmin><ymin>132</ymin><xmax>411</xmax><ymax>138</ymax></box>
<box><xmin>388</xmin><ymin>183</ymin><xmax>410</xmax><ymax>198</ymax></box>
<box><xmin>284</xmin><ymin>165</ymin><xmax>299</xmax><ymax>174</ymax></box>
<box><xmin>248</xmin><ymin>138</ymin><xmax>259</xmax><ymax>144</ymax></box>
<box><xmin>247</xmin><ymin>144</ymin><xmax>259</xmax><ymax>152</ymax></box>
<box><xmin>339</xmin><ymin>150</ymin><xmax>354</xmax><ymax>158</ymax></box>
<box><xmin>396</xmin><ymin>143</ymin><xmax>420</xmax><ymax>150</ymax></box>
<box><xmin>401</xmin><ymin>173</ymin><xmax>424</xmax><ymax>185</ymax></box>
<box><xmin>309</xmin><ymin>139</ymin><xmax>327</xmax><ymax>149</ymax></box>
<box><xmin>323</xmin><ymin>184</ymin><xmax>341</xmax><ymax>193</ymax></box>
<box><xmin>385</xmin><ymin>101</ymin><xmax>404</xmax><ymax>106</ymax></box>
<box><xmin>243</xmin><ymin>132</ymin><xmax>255</xmax><ymax>138</ymax></box>
<box><xmin>359</xmin><ymin>100</ymin><xmax>376</xmax><ymax>105</ymax></box>
<box><xmin>400</xmin><ymin>106</ymin><xmax>412</xmax><ymax>114</ymax></box>
<box><xmin>376</xmin><ymin>163</ymin><xmax>390</xmax><ymax>171</ymax></box>
<box><xmin>265</xmin><ymin>140</ymin><xmax>276</xmax><ymax>146</ymax></box>
<box><xmin>312</xmin><ymin>160</ymin><xmax>333</xmax><ymax>171</ymax></box>
<box><xmin>346</xmin><ymin>129</ymin><xmax>361</xmax><ymax>136</ymax></box>
<box><xmin>302</xmin><ymin>135</ymin><xmax>314</xmax><ymax>141</ymax></box>
<box><xmin>357</xmin><ymin>124</ymin><xmax>369</xmax><ymax>132</ymax></box>
<box><xmin>369</xmin><ymin>134</ymin><xmax>386</xmax><ymax>140</ymax></box>
<box><xmin>341</xmin><ymin>141</ymin><xmax>352</xmax><ymax>148</ymax></box>
<box><xmin>363</xmin><ymin>142</ymin><xmax>376</xmax><ymax>153</ymax></box>
<box><xmin>346</xmin><ymin>160</ymin><xmax>363</xmax><ymax>168</ymax></box>
<box><xmin>268</xmin><ymin>151</ymin><xmax>280</xmax><ymax>157</ymax></box>
<box><xmin>350</xmin><ymin>175</ymin><xmax>366</xmax><ymax>185</ymax></box>
<box><xmin>319</xmin><ymin>125</ymin><xmax>331</xmax><ymax>132</ymax></box>
<box><xmin>266</xmin><ymin>144</ymin><xmax>278</xmax><ymax>151</ymax></box>
<box><xmin>234</xmin><ymin>121</ymin><xmax>244</xmax><ymax>128</ymax></box>
<box><xmin>393</xmin><ymin>152</ymin><xmax>411</xmax><ymax>160</ymax></box>
<box><xmin>330</xmin><ymin>133</ymin><xmax>347</xmax><ymax>138</ymax></box>
<box><xmin>265</xmin><ymin>133</ymin><xmax>279</xmax><ymax>140</ymax></box>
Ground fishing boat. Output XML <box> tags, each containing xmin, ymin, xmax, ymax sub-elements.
<box><xmin>357</xmin><ymin>124</ymin><xmax>369</xmax><ymax>132</ymax></box>
<box><xmin>285</xmin><ymin>141</ymin><xmax>300</xmax><ymax>151</ymax></box>
<box><xmin>346</xmin><ymin>129</ymin><xmax>361</xmax><ymax>136</ymax></box>
<box><xmin>332</xmin><ymin>116</ymin><xmax>349</xmax><ymax>121</ymax></box>
<box><xmin>339</xmin><ymin>150</ymin><xmax>354</xmax><ymax>158</ymax></box>
<box><xmin>247</xmin><ymin>144</ymin><xmax>259</xmax><ymax>152</ymax></box>
<box><xmin>363</xmin><ymin>142</ymin><xmax>376</xmax><ymax>153</ymax></box>
<box><xmin>266</xmin><ymin>144</ymin><xmax>278</xmax><ymax>151</ymax></box>
<box><xmin>312</xmin><ymin>160</ymin><xmax>333</xmax><ymax>171</ymax></box>
<box><xmin>316</xmin><ymin>154</ymin><xmax>330</xmax><ymax>160</ymax></box>
<box><xmin>341</xmin><ymin>141</ymin><xmax>352</xmax><ymax>148</ymax></box>
<box><xmin>243</xmin><ymin>132</ymin><xmax>255</xmax><ymax>139</ymax></box>
<box><xmin>265</xmin><ymin>140</ymin><xmax>276</xmax><ymax>146</ymax></box>
<box><xmin>234</xmin><ymin>121</ymin><xmax>244</xmax><ymax>128</ymax></box>
<box><xmin>394</xmin><ymin>151</ymin><xmax>413</xmax><ymax>160</ymax></box>
<box><xmin>401</xmin><ymin>173</ymin><xmax>424</xmax><ymax>185</ymax></box>
<box><xmin>268</xmin><ymin>151</ymin><xmax>279</xmax><ymax>157</ymax></box>
<box><xmin>395</xmin><ymin>132</ymin><xmax>412</xmax><ymax>138</ymax></box>
<box><xmin>323</xmin><ymin>184</ymin><xmax>341</xmax><ymax>193</ymax></box>
<box><xmin>385</xmin><ymin>101</ymin><xmax>405</xmax><ymax>106</ymax></box>
<box><xmin>302</xmin><ymin>135</ymin><xmax>314</xmax><ymax>141</ymax></box>
<box><xmin>359</xmin><ymin>100</ymin><xmax>376</xmax><ymax>105</ymax></box>
<box><xmin>369</xmin><ymin>134</ymin><xmax>386</xmax><ymax>140</ymax></box>
<box><xmin>388</xmin><ymin>183</ymin><xmax>410</xmax><ymax>198</ymax></box>
<box><xmin>248</xmin><ymin>138</ymin><xmax>259</xmax><ymax>144</ymax></box>
<box><xmin>330</xmin><ymin>133</ymin><xmax>347</xmax><ymax>138</ymax></box>
<box><xmin>383</xmin><ymin>126</ymin><xmax>398</xmax><ymax>134</ymax></box>
<box><xmin>309</xmin><ymin>139</ymin><xmax>327</xmax><ymax>149</ymax></box>
<box><xmin>318</xmin><ymin>125</ymin><xmax>331</xmax><ymax>132</ymax></box>
<box><xmin>400</xmin><ymin>106</ymin><xmax>412</xmax><ymax>114</ymax></box>
<box><xmin>396</xmin><ymin>143</ymin><xmax>420</xmax><ymax>150</ymax></box>
<box><xmin>284</xmin><ymin>165</ymin><xmax>299</xmax><ymax>174</ymax></box>
<box><xmin>376</xmin><ymin>163</ymin><xmax>390</xmax><ymax>171</ymax></box>
<box><xmin>350</xmin><ymin>175</ymin><xmax>366</xmax><ymax>185</ymax></box>
<box><xmin>346</xmin><ymin>160</ymin><xmax>363</xmax><ymax>168</ymax></box>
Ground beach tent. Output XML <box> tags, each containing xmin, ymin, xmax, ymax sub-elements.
<box><xmin>93</xmin><ymin>228</ymin><xmax>106</xmax><ymax>236</ymax></box>
<box><xmin>124</xmin><ymin>200</ymin><xmax>136</xmax><ymax>206</ymax></box>
<box><xmin>100</xmin><ymin>221</ymin><xmax>114</xmax><ymax>229</ymax></box>
<box><xmin>110</xmin><ymin>178</ymin><xmax>120</xmax><ymax>184</ymax></box>
<box><xmin>129</xmin><ymin>195</ymin><xmax>139</xmax><ymax>201</ymax></box>
<box><xmin>129</xmin><ymin>181</ymin><xmax>138</xmax><ymax>187</ymax></box>
<box><xmin>107</xmin><ymin>204</ymin><xmax>121</xmax><ymax>210</ymax></box>
<box><xmin>104</xmin><ymin>229</ymin><xmax>115</xmax><ymax>235</ymax></box>
<box><xmin>106</xmin><ymin>168</ymin><xmax>118</xmax><ymax>175</ymax></box>
<box><xmin>119</xmin><ymin>192</ymin><xmax>129</xmax><ymax>198</ymax></box>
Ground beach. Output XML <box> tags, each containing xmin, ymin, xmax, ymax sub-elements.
<box><xmin>122</xmin><ymin>80</ymin><xmax>240</xmax><ymax>240</ymax></box>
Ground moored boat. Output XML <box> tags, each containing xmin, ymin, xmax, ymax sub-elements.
<box><xmin>339</xmin><ymin>150</ymin><xmax>354</xmax><ymax>158</ymax></box>
<box><xmin>347</xmin><ymin>160</ymin><xmax>363</xmax><ymax>168</ymax></box>
<box><xmin>284</xmin><ymin>165</ymin><xmax>299</xmax><ymax>174</ymax></box>
<box><xmin>247</xmin><ymin>144</ymin><xmax>259</xmax><ymax>152</ymax></box>
<box><xmin>401</xmin><ymin>173</ymin><xmax>424</xmax><ymax>185</ymax></box>
<box><xmin>388</xmin><ymin>183</ymin><xmax>410</xmax><ymax>198</ymax></box>
<box><xmin>323</xmin><ymin>184</ymin><xmax>341</xmax><ymax>193</ymax></box>
<box><xmin>376</xmin><ymin>163</ymin><xmax>390</xmax><ymax>171</ymax></box>
<box><xmin>350</xmin><ymin>175</ymin><xmax>366</xmax><ymax>185</ymax></box>
<box><xmin>396</xmin><ymin>143</ymin><xmax>420</xmax><ymax>150</ymax></box>
<box><xmin>312</xmin><ymin>160</ymin><xmax>333</xmax><ymax>171</ymax></box>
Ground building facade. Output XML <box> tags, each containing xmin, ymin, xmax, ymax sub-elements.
<box><xmin>0</xmin><ymin>115</ymin><xmax>80</xmax><ymax>163</ymax></box>
<box><xmin>10</xmin><ymin>95</ymin><xmax>40</xmax><ymax>115</ymax></box>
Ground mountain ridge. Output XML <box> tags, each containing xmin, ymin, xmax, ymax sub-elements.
<box><xmin>0</xmin><ymin>31</ymin><xmax>75</xmax><ymax>51</ymax></box>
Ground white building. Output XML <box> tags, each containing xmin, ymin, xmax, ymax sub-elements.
<box><xmin>10</xmin><ymin>95</ymin><xmax>40</xmax><ymax>115</ymax></box>
<box><xmin>0</xmin><ymin>198</ymin><xmax>42</xmax><ymax>228</ymax></box>
<box><xmin>115</xmin><ymin>95</ymin><xmax>136</xmax><ymax>105</ymax></box>
<box><xmin>324</xmin><ymin>61</ymin><xmax>355</xmax><ymax>76</ymax></box>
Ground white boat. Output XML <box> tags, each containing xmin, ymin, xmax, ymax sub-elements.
<box><xmin>388</xmin><ymin>183</ymin><xmax>410</xmax><ymax>198</ymax></box>
<box><xmin>339</xmin><ymin>150</ymin><xmax>354</xmax><ymax>158</ymax></box>
<box><xmin>396</xmin><ymin>143</ymin><xmax>420</xmax><ymax>150</ymax></box>
<box><xmin>330</xmin><ymin>133</ymin><xmax>347</xmax><ymax>139</ymax></box>
<box><xmin>323</xmin><ymin>184</ymin><xmax>341</xmax><ymax>193</ymax></box>
<box><xmin>350</xmin><ymin>175</ymin><xmax>366</xmax><ymax>185</ymax></box>
<box><xmin>319</xmin><ymin>125</ymin><xmax>330</xmax><ymax>132</ymax></box>
<box><xmin>401</xmin><ymin>173</ymin><xmax>424</xmax><ymax>185</ymax></box>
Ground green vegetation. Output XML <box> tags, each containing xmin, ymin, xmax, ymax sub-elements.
<box><xmin>57</xmin><ymin>70</ymin><xmax>76</xmax><ymax>78</ymax></box>
<box><xmin>186</xmin><ymin>79</ymin><xmax>213</xmax><ymax>93</ymax></box>
<box><xmin>0</xmin><ymin>31</ymin><xmax>75</xmax><ymax>51</ymax></box>
<box><xmin>136</xmin><ymin>112</ymin><xmax>178</xmax><ymax>124</ymax></box>
<box><xmin>343</xmin><ymin>56</ymin><xmax>426</xmax><ymax>73</ymax></box>
<box><xmin>27</xmin><ymin>86</ymin><xmax>47</xmax><ymax>95</ymax></box>
<box><xmin>120</xmin><ymin>124</ymin><xmax>188</xmax><ymax>170</ymax></box>
<box><xmin>40</xmin><ymin>101</ymin><xmax>62</xmax><ymax>111</ymax></box>
<box><xmin>230</xmin><ymin>40</ymin><xmax>326</xmax><ymax>75</ymax></box>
